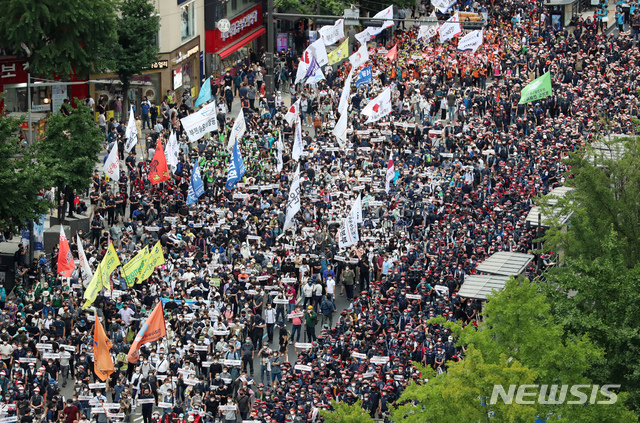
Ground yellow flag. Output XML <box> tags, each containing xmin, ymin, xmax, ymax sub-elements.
<box><xmin>83</xmin><ymin>262</ymin><xmax>103</xmax><ymax>309</ymax></box>
<box><xmin>82</xmin><ymin>243</ymin><xmax>121</xmax><ymax>308</ymax></box>
<box><xmin>328</xmin><ymin>39</ymin><xmax>349</xmax><ymax>65</ymax></box>
<box><xmin>137</xmin><ymin>241</ymin><xmax>165</xmax><ymax>283</ymax></box>
<box><xmin>122</xmin><ymin>246</ymin><xmax>148</xmax><ymax>287</ymax></box>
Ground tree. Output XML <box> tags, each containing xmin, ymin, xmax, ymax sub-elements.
<box><xmin>320</xmin><ymin>400</ymin><xmax>375</xmax><ymax>423</ymax></box>
<box><xmin>0</xmin><ymin>108</ymin><xmax>50</xmax><ymax>234</ymax></box>
<box><xmin>0</xmin><ymin>0</ymin><xmax>117</xmax><ymax>79</ymax></box>
<box><xmin>37</xmin><ymin>102</ymin><xmax>103</xmax><ymax>222</ymax></box>
<box><xmin>112</xmin><ymin>0</ymin><xmax>160</xmax><ymax>114</ymax></box>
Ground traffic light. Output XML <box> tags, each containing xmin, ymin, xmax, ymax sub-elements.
<box><xmin>362</xmin><ymin>20</ymin><xmax>383</xmax><ymax>27</ymax></box>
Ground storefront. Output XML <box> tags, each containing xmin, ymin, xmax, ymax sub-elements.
<box><xmin>205</xmin><ymin>3</ymin><xmax>265</xmax><ymax>78</ymax></box>
<box><xmin>547</xmin><ymin>0</ymin><xmax>582</xmax><ymax>28</ymax></box>
<box><xmin>169</xmin><ymin>35</ymin><xmax>202</xmax><ymax>102</ymax></box>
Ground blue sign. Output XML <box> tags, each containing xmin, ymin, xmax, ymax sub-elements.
<box><xmin>187</xmin><ymin>161</ymin><xmax>205</xmax><ymax>205</ymax></box>
<box><xmin>356</xmin><ymin>66</ymin><xmax>372</xmax><ymax>88</ymax></box>
<box><xmin>225</xmin><ymin>140</ymin><xmax>246</xmax><ymax>190</ymax></box>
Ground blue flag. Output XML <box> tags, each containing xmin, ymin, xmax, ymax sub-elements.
<box><xmin>225</xmin><ymin>140</ymin><xmax>246</xmax><ymax>190</ymax></box>
<box><xmin>195</xmin><ymin>77</ymin><xmax>212</xmax><ymax>108</ymax></box>
<box><xmin>355</xmin><ymin>66</ymin><xmax>372</xmax><ymax>88</ymax></box>
<box><xmin>187</xmin><ymin>161</ymin><xmax>205</xmax><ymax>205</ymax></box>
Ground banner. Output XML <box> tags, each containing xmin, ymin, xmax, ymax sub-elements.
<box><xmin>165</xmin><ymin>131</ymin><xmax>179</xmax><ymax>169</ymax></box>
<box><xmin>57</xmin><ymin>226</ymin><xmax>74</xmax><ymax>278</ymax></box>
<box><xmin>349</xmin><ymin>44</ymin><xmax>369</xmax><ymax>69</ymax></box>
<box><xmin>418</xmin><ymin>24</ymin><xmax>438</xmax><ymax>41</ymax></box>
<box><xmin>333</xmin><ymin>112</ymin><xmax>348</xmax><ymax>149</ymax></box>
<box><xmin>432</xmin><ymin>0</ymin><xmax>456</xmax><ymax>13</ymax></box>
<box><xmin>138</xmin><ymin>241</ymin><xmax>165</xmax><ymax>283</ymax></box>
<box><xmin>83</xmin><ymin>243</ymin><xmax>120</xmax><ymax>308</ymax></box>
<box><xmin>77</xmin><ymin>234</ymin><xmax>93</xmax><ymax>285</ymax></box>
<box><xmin>519</xmin><ymin>72</ymin><xmax>552</xmax><ymax>104</ymax></box>
<box><xmin>327</xmin><ymin>39</ymin><xmax>349</xmax><ymax>65</ymax></box>
<box><xmin>355</xmin><ymin>28</ymin><xmax>372</xmax><ymax>45</ymax></box>
<box><xmin>338</xmin><ymin>208</ymin><xmax>359</xmax><ymax>249</ymax></box>
<box><xmin>283</xmin><ymin>165</ymin><xmax>302</xmax><ymax>231</ymax></box>
<box><xmin>180</xmin><ymin>101</ymin><xmax>218</xmax><ymax>141</ymax></box>
<box><xmin>103</xmin><ymin>142</ymin><xmax>120</xmax><ymax>182</ymax></box>
<box><xmin>292</xmin><ymin>117</ymin><xmax>303</xmax><ymax>161</ymax></box>
<box><xmin>353</xmin><ymin>194</ymin><xmax>363</xmax><ymax>223</ymax></box>
<box><xmin>33</xmin><ymin>215</ymin><xmax>44</xmax><ymax>251</ymax></box>
<box><xmin>225</xmin><ymin>140</ymin><xmax>246</xmax><ymax>190</ymax></box>
<box><xmin>284</xmin><ymin>99</ymin><xmax>300</xmax><ymax>126</ymax></box>
<box><xmin>385</xmin><ymin>44</ymin><xmax>398</xmax><ymax>61</ymax></box>
<box><xmin>276</xmin><ymin>132</ymin><xmax>283</xmax><ymax>173</ymax></box>
<box><xmin>319</xmin><ymin>19</ymin><xmax>345</xmax><ymax>46</ymax></box>
<box><xmin>386</xmin><ymin>152</ymin><xmax>394</xmax><ymax>194</ymax></box>
<box><xmin>148</xmin><ymin>140</ymin><xmax>170</xmax><ymax>185</ymax></box>
<box><xmin>440</xmin><ymin>13</ymin><xmax>462</xmax><ymax>43</ymax></box>
<box><xmin>457</xmin><ymin>30</ymin><xmax>483</xmax><ymax>53</ymax></box>
<box><xmin>194</xmin><ymin>77</ymin><xmax>212</xmax><ymax>108</ymax></box>
<box><xmin>338</xmin><ymin>68</ymin><xmax>355</xmax><ymax>115</ymax></box>
<box><xmin>127</xmin><ymin>303</ymin><xmax>167</xmax><ymax>363</ymax></box>
<box><xmin>227</xmin><ymin>109</ymin><xmax>246</xmax><ymax>151</ymax></box>
<box><xmin>306</xmin><ymin>38</ymin><xmax>329</xmax><ymax>66</ymax></box>
<box><xmin>93</xmin><ymin>318</ymin><xmax>114</xmax><ymax>381</ymax></box>
<box><xmin>362</xmin><ymin>87</ymin><xmax>392</xmax><ymax>124</ymax></box>
<box><xmin>187</xmin><ymin>161</ymin><xmax>205</xmax><ymax>203</ymax></box>
<box><xmin>305</xmin><ymin>56</ymin><xmax>320</xmax><ymax>79</ymax></box>
<box><xmin>124</xmin><ymin>106</ymin><xmax>138</xmax><ymax>152</ymax></box>
<box><xmin>122</xmin><ymin>246</ymin><xmax>148</xmax><ymax>287</ymax></box>
<box><xmin>355</xmin><ymin>66</ymin><xmax>372</xmax><ymax>88</ymax></box>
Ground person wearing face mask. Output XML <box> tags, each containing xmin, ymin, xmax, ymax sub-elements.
<box><xmin>0</xmin><ymin>339</ymin><xmax>12</xmax><ymax>368</ymax></box>
<box><xmin>240</xmin><ymin>338</ymin><xmax>254</xmax><ymax>376</ymax></box>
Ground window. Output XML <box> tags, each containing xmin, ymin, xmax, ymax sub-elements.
<box><xmin>181</xmin><ymin>1</ymin><xmax>195</xmax><ymax>41</ymax></box>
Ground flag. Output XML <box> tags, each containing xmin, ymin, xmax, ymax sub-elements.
<box><xmin>519</xmin><ymin>72</ymin><xmax>553</xmax><ymax>104</ymax></box>
<box><xmin>368</xmin><ymin>20</ymin><xmax>394</xmax><ymax>37</ymax></box>
<box><xmin>338</xmin><ymin>207</ymin><xmax>359</xmax><ymax>249</ymax></box>
<box><xmin>432</xmin><ymin>0</ymin><xmax>456</xmax><ymax>13</ymax></box>
<box><xmin>225</xmin><ymin>140</ymin><xmax>246</xmax><ymax>190</ymax></box>
<box><xmin>349</xmin><ymin>44</ymin><xmax>369</xmax><ymax>69</ymax></box>
<box><xmin>353</xmin><ymin>194</ymin><xmax>363</xmax><ymax>223</ymax></box>
<box><xmin>362</xmin><ymin>87</ymin><xmax>392</xmax><ymax>124</ymax></box>
<box><xmin>386</xmin><ymin>44</ymin><xmax>398</xmax><ymax>61</ymax></box>
<box><xmin>122</xmin><ymin>246</ymin><xmax>148</xmax><ymax>287</ymax></box>
<box><xmin>283</xmin><ymin>165</ymin><xmax>302</xmax><ymax>231</ymax></box>
<box><xmin>127</xmin><ymin>302</ymin><xmax>167</xmax><ymax>363</ymax></box>
<box><xmin>295</xmin><ymin>50</ymin><xmax>312</xmax><ymax>84</ymax></box>
<box><xmin>77</xmin><ymin>234</ymin><xmax>93</xmax><ymax>286</ymax></box>
<box><xmin>137</xmin><ymin>241</ymin><xmax>165</xmax><ymax>284</ymax></box>
<box><xmin>276</xmin><ymin>132</ymin><xmax>284</xmax><ymax>173</ymax></box>
<box><xmin>305</xmin><ymin>56</ymin><xmax>320</xmax><ymax>79</ymax></box>
<box><xmin>418</xmin><ymin>23</ymin><xmax>438</xmax><ymax>41</ymax></box>
<box><xmin>333</xmin><ymin>111</ymin><xmax>349</xmax><ymax>149</ymax></box>
<box><xmin>57</xmin><ymin>226</ymin><xmax>74</xmax><ymax>278</ymax></box>
<box><xmin>327</xmin><ymin>39</ymin><xmax>349</xmax><ymax>65</ymax></box>
<box><xmin>338</xmin><ymin>69</ymin><xmax>355</xmax><ymax>115</ymax></box>
<box><xmin>285</xmin><ymin>99</ymin><xmax>300</xmax><ymax>126</ymax></box>
<box><xmin>307</xmin><ymin>38</ymin><xmax>330</xmax><ymax>66</ymax></box>
<box><xmin>308</xmin><ymin>67</ymin><xmax>325</xmax><ymax>85</ymax></box>
<box><xmin>103</xmin><ymin>142</ymin><xmax>120</xmax><ymax>182</ymax></box>
<box><xmin>292</xmin><ymin>117</ymin><xmax>304</xmax><ymax>161</ymax></box>
<box><xmin>93</xmin><ymin>317</ymin><xmax>115</xmax><ymax>381</ymax></box>
<box><xmin>83</xmin><ymin>243</ymin><xmax>121</xmax><ymax>308</ymax></box>
<box><xmin>165</xmin><ymin>131</ymin><xmax>179</xmax><ymax>169</ymax></box>
<box><xmin>319</xmin><ymin>19</ymin><xmax>345</xmax><ymax>46</ymax></box>
<box><xmin>195</xmin><ymin>77</ymin><xmax>212</xmax><ymax>108</ymax></box>
<box><xmin>355</xmin><ymin>66</ymin><xmax>372</xmax><ymax>88</ymax></box>
<box><xmin>355</xmin><ymin>28</ymin><xmax>373</xmax><ymax>45</ymax></box>
<box><xmin>149</xmin><ymin>139</ymin><xmax>170</xmax><ymax>185</ymax></box>
<box><xmin>385</xmin><ymin>152</ymin><xmax>394</xmax><ymax>194</ymax></box>
<box><xmin>180</xmin><ymin>101</ymin><xmax>218</xmax><ymax>141</ymax></box>
<box><xmin>457</xmin><ymin>30</ymin><xmax>484</xmax><ymax>53</ymax></box>
<box><xmin>124</xmin><ymin>106</ymin><xmax>138</xmax><ymax>153</ymax></box>
<box><xmin>187</xmin><ymin>160</ymin><xmax>205</xmax><ymax>204</ymax></box>
<box><xmin>373</xmin><ymin>5</ymin><xmax>394</xmax><ymax>20</ymax></box>
<box><xmin>227</xmin><ymin>109</ymin><xmax>246</xmax><ymax>151</ymax></box>
<box><xmin>440</xmin><ymin>13</ymin><xmax>462</xmax><ymax>43</ymax></box>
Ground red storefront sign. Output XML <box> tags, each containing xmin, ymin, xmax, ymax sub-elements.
<box><xmin>206</xmin><ymin>4</ymin><xmax>263</xmax><ymax>54</ymax></box>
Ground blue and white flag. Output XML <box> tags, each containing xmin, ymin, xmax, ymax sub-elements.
<box><xmin>195</xmin><ymin>77</ymin><xmax>212</xmax><ymax>108</ymax></box>
<box><xmin>355</xmin><ymin>66</ymin><xmax>372</xmax><ymax>88</ymax></box>
<box><xmin>225</xmin><ymin>140</ymin><xmax>246</xmax><ymax>190</ymax></box>
<box><xmin>305</xmin><ymin>56</ymin><xmax>320</xmax><ymax>79</ymax></box>
<box><xmin>187</xmin><ymin>161</ymin><xmax>205</xmax><ymax>205</ymax></box>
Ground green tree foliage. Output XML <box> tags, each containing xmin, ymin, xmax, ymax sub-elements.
<box><xmin>392</xmin><ymin>278</ymin><xmax>638</xmax><ymax>422</ymax></box>
<box><xmin>112</xmin><ymin>0</ymin><xmax>160</xmax><ymax>113</ymax></box>
<box><xmin>0</xmin><ymin>110</ymin><xmax>50</xmax><ymax>234</ymax></box>
<box><xmin>0</xmin><ymin>0</ymin><xmax>117</xmax><ymax>78</ymax></box>
<box><xmin>37</xmin><ymin>102</ymin><xmax>103</xmax><ymax>222</ymax></box>
<box><xmin>320</xmin><ymin>400</ymin><xmax>374</xmax><ymax>423</ymax></box>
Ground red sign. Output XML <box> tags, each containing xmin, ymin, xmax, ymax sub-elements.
<box><xmin>206</xmin><ymin>4</ymin><xmax>263</xmax><ymax>54</ymax></box>
<box><xmin>0</xmin><ymin>58</ymin><xmax>29</xmax><ymax>85</ymax></box>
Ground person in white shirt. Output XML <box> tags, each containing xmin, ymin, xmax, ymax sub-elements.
<box><xmin>264</xmin><ymin>303</ymin><xmax>277</xmax><ymax>343</ymax></box>
<box><xmin>118</xmin><ymin>305</ymin><xmax>135</xmax><ymax>326</ymax></box>
<box><xmin>326</xmin><ymin>277</ymin><xmax>335</xmax><ymax>297</ymax></box>
<box><xmin>155</xmin><ymin>353</ymin><xmax>169</xmax><ymax>375</ymax></box>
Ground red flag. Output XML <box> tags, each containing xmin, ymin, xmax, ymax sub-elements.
<box><xmin>57</xmin><ymin>226</ymin><xmax>74</xmax><ymax>277</ymax></box>
<box><xmin>148</xmin><ymin>140</ymin><xmax>170</xmax><ymax>185</ymax></box>
<box><xmin>386</xmin><ymin>44</ymin><xmax>398</xmax><ymax>61</ymax></box>
<box><xmin>127</xmin><ymin>303</ymin><xmax>167</xmax><ymax>363</ymax></box>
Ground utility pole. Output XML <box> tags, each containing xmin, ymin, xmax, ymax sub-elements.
<box><xmin>27</xmin><ymin>72</ymin><xmax>32</xmax><ymax>144</ymax></box>
<box><xmin>266</xmin><ymin>0</ymin><xmax>275</xmax><ymax>96</ymax></box>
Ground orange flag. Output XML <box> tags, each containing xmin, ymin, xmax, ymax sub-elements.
<box><xmin>93</xmin><ymin>317</ymin><xmax>115</xmax><ymax>381</ymax></box>
<box><xmin>127</xmin><ymin>303</ymin><xmax>167</xmax><ymax>363</ymax></box>
<box><xmin>148</xmin><ymin>140</ymin><xmax>170</xmax><ymax>185</ymax></box>
<box><xmin>386</xmin><ymin>44</ymin><xmax>398</xmax><ymax>61</ymax></box>
<box><xmin>57</xmin><ymin>226</ymin><xmax>75</xmax><ymax>278</ymax></box>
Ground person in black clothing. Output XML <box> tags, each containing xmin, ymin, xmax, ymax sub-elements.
<box><xmin>139</xmin><ymin>388</ymin><xmax>154</xmax><ymax>423</ymax></box>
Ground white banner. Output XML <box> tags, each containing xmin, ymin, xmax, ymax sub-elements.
<box><xmin>457</xmin><ymin>29</ymin><xmax>484</xmax><ymax>53</ymax></box>
<box><xmin>338</xmin><ymin>68</ymin><xmax>354</xmax><ymax>116</ymax></box>
<box><xmin>283</xmin><ymin>165</ymin><xmax>302</xmax><ymax>231</ymax></box>
<box><xmin>292</xmin><ymin>117</ymin><xmax>303</xmax><ymax>161</ymax></box>
<box><xmin>180</xmin><ymin>101</ymin><xmax>218</xmax><ymax>141</ymax></box>
<box><xmin>124</xmin><ymin>106</ymin><xmax>138</xmax><ymax>152</ymax></box>
<box><xmin>285</xmin><ymin>99</ymin><xmax>300</xmax><ymax>126</ymax></box>
<box><xmin>349</xmin><ymin>44</ymin><xmax>369</xmax><ymax>69</ymax></box>
<box><xmin>165</xmin><ymin>131</ymin><xmax>179</xmax><ymax>168</ymax></box>
<box><xmin>227</xmin><ymin>109</ymin><xmax>246</xmax><ymax>151</ymax></box>
<box><xmin>103</xmin><ymin>142</ymin><xmax>120</xmax><ymax>181</ymax></box>
<box><xmin>362</xmin><ymin>87</ymin><xmax>392</xmax><ymax>124</ymax></box>
<box><xmin>431</xmin><ymin>0</ymin><xmax>456</xmax><ymax>13</ymax></box>
<box><xmin>319</xmin><ymin>19</ymin><xmax>345</xmax><ymax>46</ymax></box>
<box><xmin>307</xmin><ymin>38</ymin><xmax>329</xmax><ymax>66</ymax></box>
<box><xmin>276</xmin><ymin>132</ymin><xmax>283</xmax><ymax>173</ymax></box>
<box><xmin>440</xmin><ymin>13</ymin><xmax>462</xmax><ymax>44</ymax></box>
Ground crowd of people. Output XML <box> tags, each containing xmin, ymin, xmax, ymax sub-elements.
<box><xmin>4</xmin><ymin>0</ymin><xmax>638</xmax><ymax>422</ymax></box>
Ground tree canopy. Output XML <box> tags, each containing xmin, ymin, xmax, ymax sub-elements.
<box><xmin>320</xmin><ymin>400</ymin><xmax>375</xmax><ymax>423</ymax></box>
<box><xmin>0</xmin><ymin>0</ymin><xmax>117</xmax><ymax>78</ymax></box>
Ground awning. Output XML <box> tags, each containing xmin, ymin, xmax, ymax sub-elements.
<box><xmin>217</xmin><ymin>27</ymin><xmax>266</xmax><ymax>59</ymax></box>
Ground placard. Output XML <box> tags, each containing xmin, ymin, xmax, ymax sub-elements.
<box><xmin>43</xmin><ymin>353</ymin><xmax>60</xmax><ymax>359</ymax></box>
<box><xmin>288</xmin><ymin>312</ymin><xmax>304</xmax><ymax>319</ymax></box>
<box><xmin>36</xmin><ymin>343</ymin><xmax>53</xmax><ymax>350</ymax></box>
<box><xmin>371</xmin><ymin>356</ymin><xmax>390</xmax><ymax>364</ymax></box>
<box><xmin>405</xmin><ymin>294</ymin><xmax>422</xmax><ymax>300</ymax></box>
<box><xmin>294</xmin><ymin>343</ymin><xmax>313</xmax><ymax>349</ymax></box>
<box><xmin>137</xmin><ymin>398</ymin><xmax>155</xmax><ymax>405</ymax></box>
<box><xmin>91</xmin><ymin>408</ymin><xmax>105</xmax><ymax>414</ymax></box>
<box><xmin>222</xmin><ymin>359</ymin><xmax>242</xmax><ymax>366</ymax></box>
<box><xmin>219</xmin><ymin>405</ymin><xmax>237</xmax><ymax>411</ymax></box>
<box><xmin>294</xmin><ymin>364</ymin><xmax>312</xmax><ymax>372</ymax></box>
<box><xmin>158</xmin><ymin>402</ymin><xmax>174</xmax><ymax>408</ymax></box>
<box><xmin>19</xmin><ymin>358</ymin><xmax>37</xmax><ymax>364</ymax></box>
<box><xmin>213</xmin><ymin>330</ymin><xmax>230</xmax><ymax>336</ymax></box>
<box><xmin>273</xmin><ymin>299</ymin><xmax>289</xmax><ymax>304</ymax></box>
<box><xmin>351</xmin><ymin>352</ymin><xmax>366</xmax><ymax>359</ymax></box>
<box><xmin>89</xmin><ymin>383</ymin><xmax>107</xmax><ymax>389</ymax></box>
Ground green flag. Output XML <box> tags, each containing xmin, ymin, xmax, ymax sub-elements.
<box><xmin>519</xmin><ymin>72</ymin><xmax>552</xmax><ymax>104</ymax></box>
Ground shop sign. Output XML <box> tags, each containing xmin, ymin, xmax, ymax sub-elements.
<box><xmin>206</xmin><ymin>4</ymin><xmax>262</xmax><ymax>53</ymax></box>
<box><xmin>144</xmin><ymin>60</ymin><xmax>169</xmax><ymax>70</ymax></box>
<box><xmin>0</xmin><ymin>58</ymin><xmax>29</xmax><ymax>85</ymax></box>
<box><xmin>173</xmin><ymin>45</ymin><xmax>200</xmax><ymax>66</ymax></box>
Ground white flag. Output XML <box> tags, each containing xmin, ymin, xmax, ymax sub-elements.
<box><xmin>457</xmin><ymin>30</ymin><xmax>484</xmax><ymax>53</ymax></box>
<box><xmin>373</xmin><ymin>5</ymin><xmax>394</xmax><ymax>20</ymax></box>
<box><xmin>368</xmin><ymin>20</ymin><xmax>394</xmax><ymax>37</ymax></box>
<box><xmin>306</xmin><ymin>66</ymin><xmax>325</xmax><ymax>85</ymax></box>
<box><xmin>307</xmin><ymin>38</ymin><xmax>330</xmax><ymax>66</ymax></box>
<box><xmin>292</xmin><ymin>117</ymin><xmax>304</xmax><ymax>161</ymax></box>
<box><xmin>385</xmin><ymin>152</ymin><xmax>394</xmax><ymax>194</ymax></box>
<box><xmin>103</xmin><ymin>142</ymin><xmax>120</xmax><ymax>182</ymax></box>
<box><xmin>180</xmin><ymin>101</ymin><xmax>218</xmax><ymax>141</ymax></box>
<box><xmin>362</xmin><ymin>87</ymin><xmax>392</xmax><ymax>124</ymax></box>
<box><xmin>319</xmin><ymin>19</ymin><xmax>345</xmax><ymax>46</ymax></box>
<box><xmin>338</xmin><ymin>69</ymin><xmax>355</xmax><ymax>115</ymax></box>
<box><xmin>124</xmin><ymin>106</ymin><xmax>138</xmax><ymax>152</ymax></box>
<box><xmin>349</xmin><ymin>44</ymin><xmax>369</xmax><ymax>69</ymax></box>
<box><xmin>227</xmin><ymin>109</ymin><xmax>246</xmax><ymax>151</ymax></box>
<box><xmin>418</xmin><ymin>13</ymin><xmax>439</xmax><ymax>41</ymax></box>
<box><xmin>338</xmin><ymin>207</ymin><xmax>359</xmax><ymax>249</ymax></box>
<box><xmin>440</xmin><ymin>12</ymin><xmax>462</xmax><ymax>44</ymax></box>
<box><xmin>77</xmin><ymin>234</ymin><xmax>93</xmax><ymax>286</ymax></box>
<box><xmin>355</xmin><ymin>28</ymin><xmax>372</xmax><ymax>45</ymax></box>
<box><xmin>333</xmin><ymin>111</ymin><xmax>348</xmax><ymax>149</ymax></box>
<box><xmin>165</xmin><ymin>131</ymin><xmax>180</xmax><ymax>168</ymax></box>
<box><xmin>353</xmin><ymin>194</ymin><xmax>363</xmax><ymax>223</ymax></box>
<box><xmin>276</xmin><ymin>132</ymin><xmax>284</xmax><ymax>173</ymax></box>
<box><xmin>431</xmin><ymin>0</ymin><xmax>455</xmax><ymax>14</ymax></box>
<box><xmin>283</xmin><ymin>165</ymin><xmax>302</xmax><ymax>231</ymax></box>
<box><xmin>285</xmin><ymin>99</ymin><xmax>301</xmax><ymax>126</ymax></box>
<box><xmin>295</xmin><ymin>59</ymin><xmax>309</xmax><ymax>84</ymax></box>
